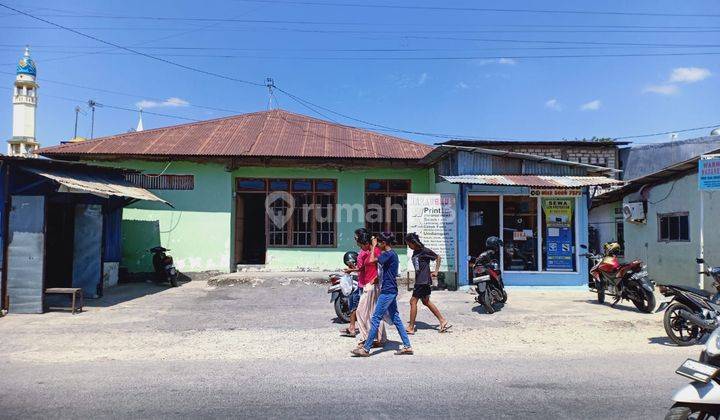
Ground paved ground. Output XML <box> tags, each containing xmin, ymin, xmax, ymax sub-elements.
<box><xmin>0</xmin><ymin>279</ymin><xmax>702</xmax><ymax>419</ymax></box>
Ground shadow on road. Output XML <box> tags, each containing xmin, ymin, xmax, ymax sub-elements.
<box><xmin>577</xmin><ymin>299</ymin><xmax>644</xmax><ymax>314</ymax></box>
<box><xmin>84</xmin><ymin>280</ymin><xmax>188</xmax><ymax>308</ymax></box>
<box><xmin>471</xmin><ymin>303</ymin><xmax>505</xmax><ymax>314</ymax></box>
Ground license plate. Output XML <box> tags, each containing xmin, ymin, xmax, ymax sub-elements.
<box><xmin>676</xmin><ymin>359</ymin><xmax>720</xmax><ymax>383</ymax></box>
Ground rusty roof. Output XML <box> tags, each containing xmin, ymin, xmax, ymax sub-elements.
<box><xmin>38</xmin><ymin>109</ymin><xmax>433</xmax><ymax>160</ymax></box>
<box><xmin>442</xmin><ymin>175</ymin><xmax>622</xmax><ymax>188</ymax></box>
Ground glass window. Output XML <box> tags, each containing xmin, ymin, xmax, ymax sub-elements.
<box><xmin>292</xmin><ymin>179</ymin><xmax>312</xmax><ymax>191</ymax></box>
<box><xmin>315</xmin><ymin>179</ymin><xmax>336</xmax><ymax>192</ymax></box>
<box><xmin>503</xmin><ymin>196</ymin><xmax>538</xmax><ymax>271</ymax></box>
<box><xmin>541</xmin><ymin>198</ymin><xmax>576</xmax><ymax>272</ymax></box>
<box><xmin>658</xmin><ymin>213</ymin><xmax>690</xmax><ymax>242</ymax></box>
<box><xmin>269</xmin><ymin>179</ymin><xmax>289</xmax><ymax>191</ymax></box>
<box><xmin>237</xmin><ymin>178</ymin><xmax>266</xmax><ymax>192</ymax></box>
<box><xmin>364</xmin><ymin>179</ymin><xmax>410</xmax><ymax>244</ymax></box>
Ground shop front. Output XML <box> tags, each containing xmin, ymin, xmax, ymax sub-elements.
<box><xmin>421</xmin><ymin>144</ymin><xmax>621</xmax><ymax>287</ymax></box>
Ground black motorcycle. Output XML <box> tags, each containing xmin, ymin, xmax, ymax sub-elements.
<box><xmin>471</xmin><ymin>236</ymin><xmax>507</xmax><ymax>314</ymax></box>
<box><xmin>658</xmin><ymin>258</ymin><xmax>720</xmax><ymax>346</ymax></box>
<box><xmin>150</xmin><ymin>246</ymin><xmax>179</xmax><ymax>287</ymax></box>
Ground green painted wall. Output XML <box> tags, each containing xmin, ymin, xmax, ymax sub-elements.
<box><xmin>93</xmin><ymin>159</ymin><xmax>432</xmax><ymax>273</ymax></box>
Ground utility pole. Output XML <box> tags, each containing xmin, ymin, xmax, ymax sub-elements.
<box><xmin>88</xmin><ymin>100</ymin><xmax>99</xmax><ymax>140</ymax></box>
<box><xmin>265</xmin><ymin>77</ymin><xmax>275</xmax><ymax>110</ymax></box>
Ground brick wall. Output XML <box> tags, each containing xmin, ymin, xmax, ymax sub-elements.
<box><xmin>482</xmin><ymin>145</ymin><xmax>618</xmax><ymax>171</ymax></box>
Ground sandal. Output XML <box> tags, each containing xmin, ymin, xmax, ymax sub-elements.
<box><xmin>439</xmin><ymin>323</ymin><xmax>453</xmax><ymax>333</ymax></box>
<box><xmin>340</xmin><ymin>328</ymin><xmax>357</xmax><ymax>337</ymax></box>
<box><xmin>371</xmin><ymin>341</ymin><xmax>385</xmax><ymax>348</ymax></box>
<box><xmin>351</xmin><ymin>347</ymin><xmax>370</xmax><ymax>357</ymax></box>
<box><xmin>394</xmin><ymin>347</ymin><xmax>414</xmax><ymax>355</ymax></box>
<box><xmin>405</xmin><ymin>326</ymin><xmax>416</xmax><ymax>335</ymax></box>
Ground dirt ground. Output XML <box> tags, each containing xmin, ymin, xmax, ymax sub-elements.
<box><xmin>0</xmin><ymin>279</ymin><xmax>702</xmax><ymax>418</ymax></box>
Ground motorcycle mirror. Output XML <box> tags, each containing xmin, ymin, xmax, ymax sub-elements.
<box><xmin>697</xmin><ymin>258</ymin><xmax>705</xmax><ymax>264</ymax></box>
<box><xmin>580</xmin><ymin>244</ymin><xmax>588</xmax><ymax>249</ymax></box>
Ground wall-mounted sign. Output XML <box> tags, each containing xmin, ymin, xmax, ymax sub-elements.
<box><xmin>406</xmin><ymin>193</ymin><xmax>457</xmax><ymax>272</ymax></box>
<box><xmin>699</xmin><ymin>154</ymin><xmax>720</xmax><ymax>190</ymax></box>
<box><xmin>543</xmin><ymin>198</ymin><xmax>575</xmax><ymax>271</ymax></box>
<box><xmin>530</xmin><ymin>188</ymin><xmax>582</xmax><ymax>197</ymax></box>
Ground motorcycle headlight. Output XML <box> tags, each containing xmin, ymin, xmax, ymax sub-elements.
<box><xmin>706</xmin><ymin>328</ymin><xmax>720</xmax><ymax>357</ymax></box>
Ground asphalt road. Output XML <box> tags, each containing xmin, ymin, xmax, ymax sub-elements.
<box><xmin>0</xmin><ymin>280</ymin><xmax>701</xmax><ymax>419</ymax></box>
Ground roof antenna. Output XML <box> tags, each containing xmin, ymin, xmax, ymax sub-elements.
<box><xmin>88</xmin><ymin>99</ymin><xmax>102</xmax><ymax>140</ymax></box>
<box><xmin>265</xmin><ymin>77</ymin><xmax>276</xmax><ymax>110</ymax></box>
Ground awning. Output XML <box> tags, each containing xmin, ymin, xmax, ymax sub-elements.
<box><xmin>442</xmin><ymin>175</ymin><xmax>622</xmax><ymax>188</ymax></box>
<box><xmin>22</xmin><ymin>166</ymin><xmax>172</xmax><ymax>206</ymax></box>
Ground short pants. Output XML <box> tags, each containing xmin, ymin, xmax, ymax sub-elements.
<box><xmin>348</xmin><ymin>287</ymin><xmax>362</xmax><ymax>312</ymax></box>
<box><xmin>412</xmin><ymin>284</ymin><xmax>432</xmax><ymax>299</ymax></box>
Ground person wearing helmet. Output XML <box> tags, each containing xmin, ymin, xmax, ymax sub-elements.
<box><xmin>352</xmin><ymin>230</ymin><xmax>386</xmax><ymax>348</ymax></box>
<box><xmin>603</xmin><ymin>242</ymin><xmax>621</xmax><ymax>256</ymax></box>
<box><xmin>339</xmin><ymin>250</ymin><xmax>360</xmax><ymax>337</ymax></box>
<box><xmin>351</xmin><ymin>232</ymin><xmax>413</xmax><ymax>357</ymax></box>
<box><xmin>404</xmin><ymin>232</ymin><xmax>451</xmax><ymax>334</ymax></box>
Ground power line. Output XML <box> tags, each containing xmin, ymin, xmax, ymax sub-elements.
<box><xmin>0</xmin><ymin>3</ymin><xmax>266</xmax><ymax>88</ymax></box>
<box><xmin>231</xmin><ymin>0</ymin><xmax>720</xmax><ymax>18</ymax></box>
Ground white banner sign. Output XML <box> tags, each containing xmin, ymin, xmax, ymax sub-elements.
<box><xmin>406</xmin><ymin>193</ymin><xmax>457</xmax><ymax>272</ymax></box>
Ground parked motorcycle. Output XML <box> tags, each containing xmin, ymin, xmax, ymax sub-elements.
<box><xmin>665</xmin><ymin>325</ymin><xmax>720</xmax><ymax>419</ymax></box>
<box><xmin>471</xmin><ymin>236</ymin><xmax>507</xmax><ymax>314</ymax></box>
<box><xmin>327</xmin><ymin>251</ymin><xmax>359</xmax><ymax>322</ymax></box>
<box><xmin>658</xmin><ymin>258</ymin><xmax>720</xmax><ymax>346</ymax></box>
<box><xmin>150</xmin><ymin>246</ymin><xmax>178</xmax><ymax>287</ymax></box>
<box><xmin>582</xmin><ymin>242</ymin><xmax>655</xmax><ymax>313</ymax></box>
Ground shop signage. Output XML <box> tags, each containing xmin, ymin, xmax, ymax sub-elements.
<box><xmin>699</xmin><ymin>154</ymin><xmax>720</xmax><ymax>190</ymax></box>
<box><xmin>406</xmin><ymin>193</ymin><xmax>457</xmax><ymax>272</ymax></box>
<box><xmin>530</xmin><ymin>188</ymin><xmax>582</xmax><ymax>197</ymax></box>
<box><xmin>542</xmin><ymin>198</ymin><xmax>574</xmax><ymax>271</ymax></box>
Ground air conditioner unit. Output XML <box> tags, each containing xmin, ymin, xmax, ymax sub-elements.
<box><xmin>623</xmin><ymin>202</ymin><xmax>646</xmax><ymax>223</ymax></box>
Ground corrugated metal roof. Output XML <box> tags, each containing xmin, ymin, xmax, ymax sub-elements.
<box><xmin>38</xmin><ymin>109</ymin><xmax>433</xmax><ymax>160</ymax></box>
<box><xmin>22</xmin><ymin>167</ymin><xmax>171</xmax><ymax>206</ymax></box>
<box><xmin>442</xmin><ymin>175</ymin><xmax>622</xmax><ymax>187</ymax></box>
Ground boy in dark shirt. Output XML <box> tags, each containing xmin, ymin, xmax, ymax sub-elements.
<box><xmin>351</xmin><ymin>232</ymin><xmax>413</xmax><ymax>357</ymax></box>
<box><xmin>405</xmin><ymin>233</ymin><xmax>451</xmax><ymax>334</ymax></box>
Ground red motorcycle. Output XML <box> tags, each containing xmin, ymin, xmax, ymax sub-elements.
<box><xmin>582</xmin><ymin>242</ymin><xmax>655</xmax><ymax>313</ymax></box>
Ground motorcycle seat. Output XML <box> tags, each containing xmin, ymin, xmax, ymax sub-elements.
<box><xmin>673</xmin><ymin>285</ymin><xmax>713</xmax><ymax>299</ymax></box>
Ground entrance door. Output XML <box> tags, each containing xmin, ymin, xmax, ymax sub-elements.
<box><xmin>45</xmin><ymin>202</ymin><xmax>75</xmax><ymax>289</ymax></box>
<box><xmin>468</xmin><ymin>196</ymin><xmax>500</xmax><ymax>282</ymax></box>
<box><xmin>235</xmin><ymin>193</ymin><xmax>267</xmax><ymax>265</ymax></box>
<box><xmin>7</xmin><ymin>195</ymin><xmax>45</xmax><ymax>313</ymax></box>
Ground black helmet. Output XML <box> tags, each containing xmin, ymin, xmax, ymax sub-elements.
<box><xmin>343</xmin><ymin>251</ymin><xmax>359</xmax><ymax>267</ymax></box>
<box><xmin>485</xmin><ymin>236</ymin><xmax>503</xmax><ymax>250</ymax></box>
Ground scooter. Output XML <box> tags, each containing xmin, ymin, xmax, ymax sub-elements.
<box><xmin>657</xmin><ymin>258</ymin><xmax>720</xmax><ymax>346</ymax></box>
<box><xmin>150</xmin><ymin>246</ymin><xmax>178</xmax><ymax>287</ymax></box>
<box><xmin>327</xmin><ymin>251</ymin><xmax>359</xmax><ymax>322</ymax></box>
<box><xmin>582</xmin><ymin>242</ymin><xmax>655</xmax><ymax>313</ymax></box>
<box><xmin>666</xmin><ymin>325</ymin><xmax>720</xmax><ymax>418</ymax></box>
<box><xmin>471</xmin><ymin>236</ymin><xmax>507</xmax><ymax>314</ymax></box>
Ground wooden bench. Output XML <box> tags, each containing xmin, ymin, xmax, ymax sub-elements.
<box><xmin>45</xmin><ymin>288</ymin><xmax>84</xmax><ymax>314</ymax></box>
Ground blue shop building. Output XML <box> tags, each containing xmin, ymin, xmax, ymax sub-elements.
<box><xmin>422</xmin><ymin>144</ymin><xmax>620</xmax><ymax>287</ymax></box>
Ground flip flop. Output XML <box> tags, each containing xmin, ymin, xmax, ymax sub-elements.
<box><xmin>405</xmin><ymin>327</ymin><xmax>416</xmax><ymax>335</ymax></box>
<box><xmin>439</xmin><ymin>323</ymin><xmax>453</xmax><ymax>333</ymax></box>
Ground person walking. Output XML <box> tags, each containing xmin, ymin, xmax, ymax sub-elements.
<box><xmin>351</xmin><ymin>232</ymin><xmax>413</xmax><ymax>357</ymax></box>
<box><xmin>404</xmin><ymin>232</ymin><xmax>452</xmax><ymax>334</ymax></box>
<box><xmin>353</xmin><ymin>230</ymin><xmax>386</xmax><ymax>347</ymax></box>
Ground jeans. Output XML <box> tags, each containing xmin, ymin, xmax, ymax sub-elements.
<box><xmin>348</xmin><ymin>287</ymin><xmax>362</xmax><ymax>312</ymax></box>
<box><xmin>363</xmin><ymin>293</ymin><xmax>411</xmax><ymax>352</ymax></box>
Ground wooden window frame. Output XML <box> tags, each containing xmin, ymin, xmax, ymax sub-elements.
<box><xmin>235</xmin><ymin>178</ymin><xmax>337</xmax><ymax>248</ymax></box>
<box><xmin>364</xmin><ymin>179</ymin><xmax>411</xmax><ymax>244</ymax></box>
<box><xmin>657</xmin><ymin>212</ymin><xmax>690</xmax><ymax>243</ymax></box>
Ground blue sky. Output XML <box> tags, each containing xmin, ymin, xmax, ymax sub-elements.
<box><xmin>1</xmin><ymin>0</ymin><xmax>718</xmax><ymax>147</ymax></box>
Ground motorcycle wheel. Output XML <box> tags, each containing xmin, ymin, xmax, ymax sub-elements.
<box><xmin>664</xmin><ymin>303</ymin><xmax>702</xmax><ymax>346</ymax></box>
<box><xmin>481</xmin><ymin>289</ymin><xmax>495</xmax><ymax>314</ymax></box>
<box><xmin>596</xmin><ymin>279</ymin><xmax>605</xmax><ymax>304</ymax></box>
<box><xmin>631</xmin><ymin>288</ymin><xmax>655</xmax><ymax>313</ymax></box>
<box><xmin>334</xmin><ymin>295</ymin><xmax>350</xmax><ymax>323</ymax></box>
<box><xmin>665</xmin><ymin>403</ymin><xmax>720</xmax><ymax>420</ymax></box>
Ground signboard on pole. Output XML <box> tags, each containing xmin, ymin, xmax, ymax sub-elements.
<box><xmin>542</xmin><ymin>198</ymin><xmax>575</xmax><ymax>271</ymax></box>
<box><xmin>699</xmin><ymin>154</ymin><xmax>720</xmax><ymax>190</ymax></box>
<box><xmin>406</xmin><ymin>193</ymin><xmax>457</xmax><ymax>272</ymax></box>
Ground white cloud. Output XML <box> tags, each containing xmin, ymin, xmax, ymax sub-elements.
<box><xmin>643</xmin><ymin>84</ymin><xmax>679</xmax><ymax>95</ymax></box>
<box><xmin>544</xmin><ymin>98</ymin><xmax>562</xmax><ymax>111</ymax></box>
<box><xmin>456</xmin><ymin>81</ymin><xmax>469</xmax><ymax>89</ymax></box>
<box><xmin>668</xmin><ymin>67</ymin><xmax>711</xmax><ymax>84</ymax></box>
<box><xmin>135</xmin><ymin>97</ymin><xmax>190</xmax><ymax>109</ymax></box>
<box><xmin>580</xmin><ymin>100</ymin><xmax>601</xmax><ymax>111</ymax></box>
<box><xmin>418</xmin><ymin>72</ymin><xmax>428</xmax><ymax>85</ymax></box>
<box><xmin>475</xmin><ymin>58</ymin><xmax>517</xmax><ymax>66</ymax></box>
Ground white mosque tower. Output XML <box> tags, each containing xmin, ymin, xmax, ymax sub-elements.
<box><xmin>7</xmin><ymin>47</ymin><xmax>39</xmax><ymax>157</ymax></box>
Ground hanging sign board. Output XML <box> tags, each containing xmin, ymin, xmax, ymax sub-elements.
<box><xmin>542</xmin><ymin>198</ymin><xmax>575</xmax><ymax>271</ymax></box>
<box><xmin>530</xmin><ymin>188</ymin><xmax>582</xmax><ymax>197</ymax></box>
<box><xmin>406</xmin><ymin>193</ymin><xmax>457</xmax><ymax>272</ymax></box>
<box><xmin>699</xmin><ymin>154</ymin><xmax>720</xmax><ymax>190</ymax></box>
